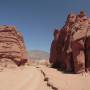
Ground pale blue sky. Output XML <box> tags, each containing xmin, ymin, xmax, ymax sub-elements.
<box><xmin>0</xmin><ymin>0</ymin><xmax>90</xmax><ymax>52</ymax></box>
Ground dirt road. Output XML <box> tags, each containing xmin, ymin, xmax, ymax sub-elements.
<box><xmin>0</xmin><ymin>66</ymin><xmax>52</xmax><ymax>90</ymax></box>
<box><xmin>0</xmin><ymin>66</ymin><xmax>90</xmax><ymax>90</ymax></box>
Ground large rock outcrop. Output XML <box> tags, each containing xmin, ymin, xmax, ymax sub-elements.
<box><xmin>0</xmin><ymin>25</ymin><xmax>27</xmax><ymax>67</ymax></box>
<box><xmin>49</xmin><ymin>11</ymin><xmax>90</xmax><ymax>73</ymax></box>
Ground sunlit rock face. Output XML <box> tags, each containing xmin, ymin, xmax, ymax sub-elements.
<box><xmin>0</xmin><ymin>25</ymin><xmax>27</xmax><ymax>66</ymax></box>
<box><xmin>49</xmin><ymin>11</ymin><xmax>90</xmax><ymax>73</ymax></box>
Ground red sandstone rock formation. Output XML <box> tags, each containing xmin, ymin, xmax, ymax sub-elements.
<box><xmin>0</xmin><ymin>25</ymin><xmax>27</xmax><ymax>66</ymax></box>
<box><xmin>49</xmin><ymin>11</ymin><xmax>90</xmax><ymax>73</ymax></box>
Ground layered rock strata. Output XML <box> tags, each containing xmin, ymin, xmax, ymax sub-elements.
<box><xmin>0</xmin><ymin>25</ymin><xmax>27</xmax><ymax>66</ymax></box>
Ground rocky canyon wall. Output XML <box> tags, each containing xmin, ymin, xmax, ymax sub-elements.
<box><xmin>49</xmin><ymin>11</ymin><xmax>90</xmax><ymax>73</ymax></box>
<box><xmin>0</xmin><ymin>25</ymin><xmax>27</xmax><ymax>66</ymax></box>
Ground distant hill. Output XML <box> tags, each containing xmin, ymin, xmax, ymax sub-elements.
<box><xmin>28</xmin><ymin>50</ymin><xmax>50</xmax><ymax>60</ymax></box>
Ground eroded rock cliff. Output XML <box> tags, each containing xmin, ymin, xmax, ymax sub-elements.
<box><xmin>0</xmin><ymin>25</ymin><xmax>27</xmax><ymax>67</ymax></box>
<box><xmin>50</xmin><ymin>11</ymin><xmax>90</xmax><ymax>73</ymax></box>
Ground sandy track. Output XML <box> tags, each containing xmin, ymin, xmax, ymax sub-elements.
<box><xmin>0</xmin><ymin>66</ymin><xmax>90</xmax><ymax>90</ymax></box>
<box><xmin>0</xmin><ymin>66</ymin><xmax>51</xmax><ymax>90</ymax></box>
<box><xmin>38</xmin><ymin>66</ymin><xmax>90</xmax><ymax>90</ymax></box>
